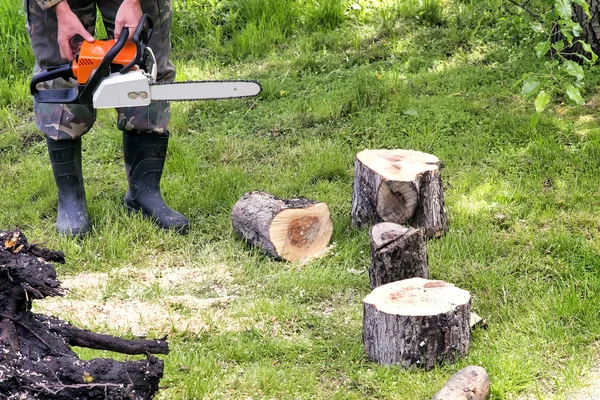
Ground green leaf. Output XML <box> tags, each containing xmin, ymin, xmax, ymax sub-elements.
<box><xmin>535</xmin><ymin>41</ymin><xmax>551</xmax><ymax>58</ymax></box>
<box><xmin>531</xmin><ymin>22</ymin><xmax>545</xmax><ymax>33</ymax></box>
<box><xmin>535</xmin><ymin>90</ymin><xmax>551</xmax><ymax>113</ymax></box>
<box><xmin>565</xmin><ymin>84</ymin><xmax>584</xmax><ymax>105</ymax></box>
<box><xmin>563</xmin><ymin>60</ymin><xmax>584</xmax><ymax>80</ymax></box>
<box><xmin>560</xmin><ymin>19</ymin><xmax>581</xmax><ymax>39</ymax></box>
<box><xmin>530</xmin><ymin>112</ymin><xmax>541</xmax><ymax>129</ymax></box>
<box><xmin>573</xmin><ymin>0</ymin><xmax>591</xmax><ymax>18</ymax></box>
<box><xmin>579</xmin><ymin>40</ymin><xmax>598</xmax><ymax>62</ymax></box>
<box><xmin>521</xmin><ymin>78</ymin><xmax>541</xmax><ymax>98</ymax></box>
<box><xmin>552</xmin><ymin>40</ymin><xmax>565</xmax><ymax>51</ymax></box>
<box><xmin>555</xmin><ymin>0</ymin><xmax>573</xmax><ymax>20</ymax></box>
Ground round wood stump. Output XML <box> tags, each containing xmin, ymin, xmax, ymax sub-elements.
<box><xmin>231</xmin><ymin>191</ymin><xmax>333</xmax><ymax>262</ymax></box>
<box><xmin>370</xmin><ymin>222</ymin><xmax>429</xmax><ymax>289</ymax></box>
<box><xmin>351</xmin><ymin>149</ymin><xmax>448</xmax><ymax>238</ymax></box>
<box><xmin>363</xmin><ymin>277</ymin><xmax>471</xmax><ymax>370</ymax></box>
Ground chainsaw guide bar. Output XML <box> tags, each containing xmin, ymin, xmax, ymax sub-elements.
<box><xmin>150</xmin><ymin>80</ymin><xmax>263</xmax><ymax>102</ymax></box>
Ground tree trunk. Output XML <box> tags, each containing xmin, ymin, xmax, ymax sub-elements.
<box><xmin>369</xmin><ymin>222</ymin><xmax>428</xmax><ymax>289</ymax></box>
<box><xmin>231</xmin><ymin>191</ymin><xmax>333</xmax><ymax>262</ymax></box>
<box><xmin>0</xmin><ymin>230</ymin><xmax>167</xmax><ymax>400</ymax></box>
<box><xmin>363</xmin><ymin>278</ymin><xmax>471</xmax><ymax>370</ymax></box>
<box><xmin>553</xmin><ymin>0</ymin><xmax>600</xmax><ymax>62</ymax></box>
<box><xmin>431</xmin><ymin>366</ymin><xmax>490</xmax><ymax>400</ymax></box>
<box><xmin>351</xmin><ymin>149</ymin><xmax>448</xmax><ymax>239</ymax></box>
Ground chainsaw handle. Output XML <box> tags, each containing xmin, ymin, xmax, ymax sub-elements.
<box><xmin>30</xmin><ymin>64</ymin><xmax>78</xmax><ymax>104</ymax></box>
<box><xmin>78</xmin><ymin>29</ymin><xmax>130</xmax><ymax>104</ymax></box>
<box><xmin>121</xmin><ymin>14</ymin><xmax>153</xmax><ymax>75</ymax></box>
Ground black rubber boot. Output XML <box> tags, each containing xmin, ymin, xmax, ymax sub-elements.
<box><xmin>122</xmin><ymin>131</ymin><xmax>189</xmax><ymax>234</ymax></box>
<box><xmin>46</xmin><ymin>137</ymin><xmax>91</xmax><ymax>237</ymax></box>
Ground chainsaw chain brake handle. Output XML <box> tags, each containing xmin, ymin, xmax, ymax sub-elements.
<box><xmin>30</xmin><ymin>13</ymin><xmax>153</xmax><ymax>105</ymax></box>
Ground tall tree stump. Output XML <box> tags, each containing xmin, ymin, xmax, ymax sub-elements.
<box><xmin>363</xmin><ymin>277</ymin><xmax>471</xmax><ymax>370</ymax></box>
<box><xmin>370</xmin><ymin>222</ymin><xmax>428</xmax><ymax>289</ymax></box>
<box><xmin>231</xmin><ymin>191</ymin><xmax>333</xmax><ymax>262</ymax></box>
<box><xmin>351</xmin><ymin>149</ymin><xmax>448</xmax><ymax>238</ymax></box>
<box><xmin>432</xmin><ymin>366</ymin><xmax>490</xmax><ymax>400</ymax></box>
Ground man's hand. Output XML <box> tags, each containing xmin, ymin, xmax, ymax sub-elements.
<box><xmin>55</xmin><ymin>1</ymin><xmax>95</xmax><ymax>61</ymax></box>
<box><xmin>114</xmin><ymin>0</ymin><xmax>143</xmax><ymax>41</ymax></box>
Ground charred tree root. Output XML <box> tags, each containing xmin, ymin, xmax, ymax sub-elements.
<box><xmin>351</xmin><ymin>149</ymin><xmax>448</xmax><ymax>239</ymax></box>
<box><xmin>0</xmin><ymin>230</ymin><xmax>168</xmax><ymax>400</ymax></box>
<box><xmin>231</xmin><ymin>191</ymin><xmax>333</xmax><ymax>262</ymax></box>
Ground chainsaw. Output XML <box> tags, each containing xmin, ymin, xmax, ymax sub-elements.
<box><xmin>30</xmin><ymin>14</ymin><xmax>262</xmax><ymax>108</ymax></box>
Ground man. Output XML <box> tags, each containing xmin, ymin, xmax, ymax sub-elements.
<box><xmin>25</xmin><ymin>0</ymin><xmax>189</xmax><ymax>236</ymax></box>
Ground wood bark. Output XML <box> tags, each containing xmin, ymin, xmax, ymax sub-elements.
<box><xmin>363</xmin><ymin>277</ymin><xmax>471</xmax><ymax>370</ymax></box>
<box><xmin>351</xmin><ymin>149</ymin><xmax>448</xmax><ymax>239</ymax></box>
<box><xmin>231</xmin><ymin>191</ymin><xmax>333</xmax><ymax>262</ymax></box>
<box><xmin>431</xmin><ymin>366</ymin><xmax>490</xmax><ymax>400</ymax></box>
<box><xmin>0</xmin><ymin>230</ymin><xmax>167</xmax><ymax>400</ymax></box>
<box><xmin>369</xmin><ymin>222</ymin><xmax>428</xmax><ymax>289</ymax></box>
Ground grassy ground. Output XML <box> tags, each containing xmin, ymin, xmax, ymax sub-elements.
<box><xmin>3</xmin><ymin>0</ymin><xmax>600</xmax><ymax>398</ymax></box>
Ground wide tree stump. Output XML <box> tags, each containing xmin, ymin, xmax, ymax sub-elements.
<box><xmin>363</xmin><ymin>277</ymin><xmax>471</xmax><ymax>370</ymax></box>
<box><xmin>370</xmin><ymin>222</ymin><xmax>428</xmax><ymax>289</ymax></box>
<box><xmin>231</xmin><ymin>191</ymin><xmax>333</xmax><ymax>262</ymax></box>
<box><xmin>0</xmin><ymin>230</ymin><xmax>168</xmax><ymax>399</ymax></box>
<box><xmin>432</xmin><ymin>366</ymin><xmax>490</xmax><ymax>400</ymax></box>
<box><xmin>351</xmin><ymin>149</ymin><xmax>448</xmax><ymax>238</ymax></box>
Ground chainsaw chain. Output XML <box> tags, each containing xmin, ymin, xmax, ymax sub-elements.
<box><xmin>150</xmin><ymin>80</ymin><xmax>262</xmax><ymax>102</ymax></box>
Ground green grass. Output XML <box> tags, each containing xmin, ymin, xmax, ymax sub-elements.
<box><xmin>3</xmin><ymin>0</ymin><xmax>600</xmax><ymax>398</ymax></box>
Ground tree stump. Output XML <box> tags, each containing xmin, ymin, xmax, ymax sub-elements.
<box><xmin>231</xmin><ymin>191</ymin><xmax>333</xmax><ymax>262</ymax></box>
<box><xmin>431</xmin><ymin>366</ymin><xmax>490</xmax><ymax>400</ymax></box>
<box><xmin>0</xmin><ymin>230</ymin><xmax>167</xmax><ymax>399</ymax></box>
<box><xmin>363</xmin><ymin>277</ymin><xmax>471</xmax><ymax>370</ymax></box>
<box><xmin>351</xmin><ymin>149</ymin><xmax>448</xmax><ymax>238</ymax></box>
<box><xmin>370</xmin><ymin>222</ymin><xmax>428</xmax><ymax>289</ymax></box>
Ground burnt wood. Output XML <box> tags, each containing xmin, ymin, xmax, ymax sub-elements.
<box><xmin>0</xmin><ymin>230</ymin><xmax>167</xmax><ymax>400</ymax></box>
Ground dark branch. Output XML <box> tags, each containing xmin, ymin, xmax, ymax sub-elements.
<box><xmin>42</xmin><ymin>316</ymin><xmax>169</xmax><ymax>355</ymax></box>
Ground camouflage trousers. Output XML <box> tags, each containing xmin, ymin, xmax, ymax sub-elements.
<box><xmin>25</xmin><ymin>0</ymin><xmax>175</xmax><ymax>140</ymax></box>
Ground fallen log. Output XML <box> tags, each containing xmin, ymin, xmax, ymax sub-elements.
<box><xmin>231</xmin><ymin>191</ymin><xmax>333</xmax><ymax>262</ymax></box>
<box><xmin>363</xmin><ymin>277</ymin><xmax>471</xmax><ymax>370</ymax></box>
<box><xmin>351</xmin><ymin>149</ymin><xmax>448</xmax><ymax>238</ymax></box>
<box><xmin>0</xmin><ymin>230</ymin><xmax>167</xmax><ymax>400</ymax></box>
<box><xmin>370</xmin><ymin>222</ymin><xmax>428</xmax><ymax>289</ymax></box>
<box><xmin>431</xmin><ymin>366</ymin><xmax>490</xmax><ymax>400</ymax></box>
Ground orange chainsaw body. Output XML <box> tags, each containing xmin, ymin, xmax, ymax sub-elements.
<box><xmin>72</xmin><ymin>40</ymin><xmax>138</xmax><ymax>84</ymax></box>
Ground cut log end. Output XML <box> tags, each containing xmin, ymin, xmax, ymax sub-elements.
<box><xmin>363</xmin><ymin>278</ymin><xmax>471</xmax><ymax>369</ymax></box>
<box><xmin>270</xmin><ymin>203</ymin><xmax>333</xmax><ymax>262</ymax></box>
<box><xmin>364</xmin><ymin>277</ymin><xmax>470</xmax><ymax>316</ymax></box>
<box><xmin>357</xmin><ymin>149</ymin><xmax>441</xmax><ymax>182</ymax></box>
<box><xmin>232</xmin><ymin>191</ymin><xmax>333</xmax><ymax>262</ymax></box>
<box><xmin>351</xmin><ymin>149</ymin><xmax>448</xmax><ymax>238</ymax></box>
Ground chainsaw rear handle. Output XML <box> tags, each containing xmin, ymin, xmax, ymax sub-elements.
<box><xmin>30</xmin><ymin>14</ymin><xmax>153</xmax><ymax>105</ymax></box>
<box><xmin>29</xmin><ymin>64</ymin><xmax>79</xmax><ymax>104</ymax></box>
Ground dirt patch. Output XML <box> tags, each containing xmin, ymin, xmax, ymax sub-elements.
<box><xmin>34</xmin><ymin>264</ymin><xmax>242</xmax><ymax>336</ymax></box>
